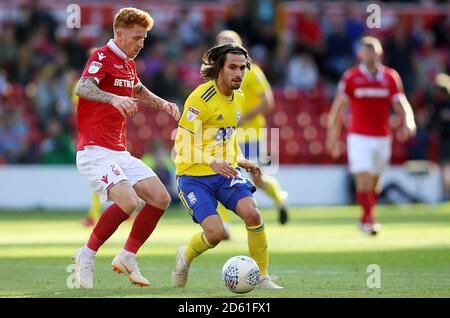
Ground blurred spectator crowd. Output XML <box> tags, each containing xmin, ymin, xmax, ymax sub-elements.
<box><xmin>0</xmin><ymin>0</ymin><xmax>449</xmax><ymax>167</ymax></box>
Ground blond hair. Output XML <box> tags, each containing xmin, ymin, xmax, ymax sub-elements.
<box><xmin>360</xmin><ymin>36</ymin><xmax>383</xmax><ymax>55</ymax></box>
<box><xmin>216</xmin><ymin>30</ymin><xmax>243</xmax><ymax>46</ymax></box>
<box><xmin>435</xmin><ymin>73</ymin><xmax>450</xmax><ymax>94</ymax></box>
<box><xmin>113</xmin><ymin>7</ymin><xmax>153</xmax><ymax>33</ymax></box>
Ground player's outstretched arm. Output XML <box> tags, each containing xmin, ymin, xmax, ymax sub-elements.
<box><xmin>75</xmin><ymin>77</ymin><xmax>138</xmax><ymax>118</ymax></box>
<box><xmin>326</xmin><ymin>94</ymin><xmax>348</xmax><ymax>158</ymax></box>
<box><xmin>393</xmin><ymin>95</ymin><xmax>417</xmax><ymax>139</ymax></box>
<box><xmin>391</xmin><ymin>70</ymin><xmax>416</xmax><ymax>139</ymax></box>
<box><xmin>134</xmin><ymin>83</ymin><xmax>180</xmax><ymax>120</ymax></box>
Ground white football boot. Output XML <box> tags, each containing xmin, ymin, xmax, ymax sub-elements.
<box><xmin>370</xmin><ymin>223</ymin><xmax>381</xmax><ymax>235</ymax></box>
<box><xmin>358</xmin><ymin>223</ymin><xmax>381</xmax><ymax>236</ymax></box>
<box><xmin>73</xmin><ymin>247</ymin><xmax>95</xmax><ymax>289</ymax></box>
<box><xmin>259</xmin><ymin>275</ymin><xmax>284</xmax><ymax>289</ymax></box>
<box><xmin>111</xmin><ymin>250</ymin><xmax>149</xmax><ymax>287</ymax></box>
<box><xmin>172</xmin><ymin>245</ymin><xmax>192</xmax><ymax>288</ymax></box>
<box><xmin>277</xmin><ymin>191</ymin><xmax>289</xmax><ymax>225</ymax></box>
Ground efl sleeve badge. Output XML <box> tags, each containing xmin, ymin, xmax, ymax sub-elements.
<box><xmin>88</xmin><ymin>61</ymin><xmax>102</xmax><ymax>74</ymax></box>
<box><xmin>186</xmin><ymin>106</ymin><xmax>200</xmax><ymax>122</ymax></box>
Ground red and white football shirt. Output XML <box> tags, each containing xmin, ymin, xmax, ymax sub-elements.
<box><xmin>338</xmin><ymin>64</ymin><xmax>404</xmax><ymax>137</ymax></box>
<box><xmin>77</xmin><ymin>39</ymin><xmax>140</xmax><ymax>151</ymax></box>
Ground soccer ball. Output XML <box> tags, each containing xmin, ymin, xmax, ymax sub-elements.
<box><xmin>222</xmin><ymin>256</ymin><xmax>260</xmax><ymax>294</ymax></box>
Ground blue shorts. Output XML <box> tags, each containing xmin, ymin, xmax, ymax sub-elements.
<box><xmin>177</xmin><ymin>169</ymin><xmax>256</xmax><ymax>224</ymax></box>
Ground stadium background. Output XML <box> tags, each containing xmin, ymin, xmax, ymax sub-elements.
<box><xmin>0</xmin><ymin>0</ymin><xmax>448</xmax><ymax>208</ymax></box>
<box><xmin>0</xmin><ymin>0</ymin><xmax>450</xmax><ymax>299</ymax></box>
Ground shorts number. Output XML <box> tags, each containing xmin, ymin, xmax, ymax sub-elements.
<box><xmin>230</xmin><ymin>171</ymin><xmax>246</xmax><ymax>187</ymax></box>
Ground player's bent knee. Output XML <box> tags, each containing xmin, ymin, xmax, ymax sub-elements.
<box><xmin>204</xmin><ymin>228</ymin><xmax>226</xmax><ymax>246</ymax></box>
<box><xmin>140</xmin><ymin>187</ymin><xmax>171</xmax><ymax>209</ymax></box>
<box><xmin>118</xmin><ymin>196</ymin><xmax>140</xmax><ymax>214</ymax></box>
<box><xmin>356</xmin><ymin>185</ymin><xmax>370</xmax><ymax>193</ymax></box>
<box><xmin>147</xmin><ymin>191</ymin><xmax>170</xmax><ymax>210</ymax></box>
<box><xmin>355</xmin><ymin>174</ymin><xmax>372</xmax><ymax>192</ymax></box>
<box><xmin>158</xmin><ymin>191</ymin><xmax>171</xmax><ymax>209</ymax></box>
<box><xmin>206</xmin><ymin>237</ymin><xmax>221</xmax><ymax>247</ymax></box>
<box><xmin>244</xmin><ymin>209</ymin><xmax>262</xmax><ymax>226</ymax></box>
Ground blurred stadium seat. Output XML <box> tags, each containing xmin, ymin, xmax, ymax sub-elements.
<box><xmin>0</xmin><ymin>0</ymin><xmax>448</xmax><ymax>166</ymax></box>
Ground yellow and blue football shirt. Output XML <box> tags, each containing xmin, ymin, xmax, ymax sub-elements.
<box><xmin>175</xmin><ymin>80</ymin><xmax>245</xmax><ymax>176</ymax></box>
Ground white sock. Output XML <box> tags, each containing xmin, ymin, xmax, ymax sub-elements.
<box><xmin>83</xmin><ymin>246</ymin><xmax>97</xmax><ymax>258</ymax></box>
<box><xmin>120</xmin><ymin>249</ymin><xmax>136</xmax><ymax>258</ymax></box>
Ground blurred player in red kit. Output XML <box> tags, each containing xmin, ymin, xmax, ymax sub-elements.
<box><xmin>73</xmin><ymin>7</ymin><xmax>180</xmax><ymax>288</ymax></box>
<box><xmin>327</xmin><ymin>36</ymin><xmax>416</xmax><ymax>235</ymax></box>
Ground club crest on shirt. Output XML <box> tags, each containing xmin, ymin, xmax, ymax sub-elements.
<box><xmin>111</xmin><ymin>164</ymin><xmax>121</xmax><ymax>176</ymax></box>
<box><xmin>236</xmin><ymin>109</ymin><xmax>241</xmax><ymax>121</ymax></box>
<box><xmin>186</xmin><ymin>106</ymin><xmax>200</xmax><ymax>122</ymax></box>
<box><xmin>88</xmin><ymin>61</ymin><xmax>102</xmax><ymax>74</ymax></box>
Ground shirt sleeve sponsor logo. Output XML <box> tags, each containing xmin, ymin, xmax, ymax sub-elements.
<box><xmin>88</xmin><ymin>61</ymin><xmax>102</xmax><ymax>74</ymax></box>
<box><xmin>186</xmin><ymin>106</ymin><xmax>200</xmax><ymax>121</ymax></box>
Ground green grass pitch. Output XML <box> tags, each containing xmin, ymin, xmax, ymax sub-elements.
<box><xmin>1</xmin><ymin>203</ymin><xmax>450</xmax><ymax>298</ymax></box>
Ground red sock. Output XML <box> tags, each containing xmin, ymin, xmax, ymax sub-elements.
<box><xmin>368</xmin><ymin>192</ymin><xmax>377</xmax><ymax>223</ymax></box>
<box><xmin>124</xmin><ymin>204</ymin><xmax>165</xmax><ymax>254</ymax></box>
<box><xmin>373</xmin><ymin>192</ymin><xmax>380</xmax><ymax>205</ymax></box>
<box><xmin>356</xmin><ymin>191</ymin><xmax>376</xmax><ymax>224</ymax></box>
<box><xmin>86</xmin><ymin>204</ymin><xmax>129</xmax><ymax>251</ymax></box>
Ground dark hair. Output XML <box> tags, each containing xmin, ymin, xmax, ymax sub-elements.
<box><xmin>200</xmin><ymin>43</ymin><xmax>251</xmax><ymax>81</ymax></box>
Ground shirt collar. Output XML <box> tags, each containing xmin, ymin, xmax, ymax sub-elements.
<box><xmin>359</xmin><ymin>63</ymin><xmax>384</xmax><ymax>81</ymax></box>
<box><xmin>107</xmin><ymin>39</ymin><xmax>129</xmax><ymax>60</ymax></box>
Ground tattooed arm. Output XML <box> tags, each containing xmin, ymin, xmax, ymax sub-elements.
<box><xmin>134</xmin><ymin>83</ymin><xmax>180</xmax><ymax>120</ymax></box>
<box><xmin>75</xmin><ymin>77</ymin><xmax>137</xmax><ymax>118</ymax></box>
<box><xmin>75</xmin><ymin>78</ymin><xmax>114</xmax><ymax>103</ymax></box>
